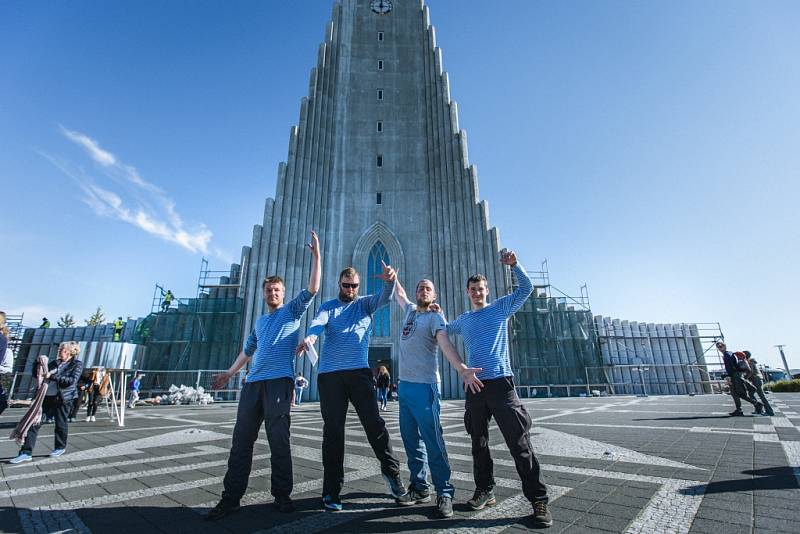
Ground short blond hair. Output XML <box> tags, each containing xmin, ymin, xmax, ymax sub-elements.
<box><xmin>59</xmin><ymin>340</ymin><xmax>81</xmax><ymax>358</ymax></box>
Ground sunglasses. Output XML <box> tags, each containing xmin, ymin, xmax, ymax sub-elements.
<box><xmin>341</xmin><ymin>282</ymin><xmax>359</xmax><ymax>289</ymax></box>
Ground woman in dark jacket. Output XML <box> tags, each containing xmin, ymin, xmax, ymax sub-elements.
<box><xmin>376</xmin><ymin>366</ymin><xmax>391</xmax><ymax>412</ymax></box>
<box><xmin>9</xmin><ymin>341</ymin><xmax>83</xmax><ymax>463</ymax></box>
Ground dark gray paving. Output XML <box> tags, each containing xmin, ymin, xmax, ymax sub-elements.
<box><xmin>1</xmin><ymin>392</ymin><xmax>798</xmax><ymax>533</ymax></box>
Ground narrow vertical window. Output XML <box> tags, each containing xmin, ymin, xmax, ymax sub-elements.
<box><xmin>378</xmin><ymin>59</ymin><xmax>384</xmax><ymax>70</ymax></box>
<box><xmin>377</xmin><ymin>155</ymin><xmax>383</xmax><ymax>167</ymax></box>
<box><xmin>378</xmin><ymin>31</ymin><xmax>384</xmax><ymax>42</ymax></box>
<box><xmin>377</xmin><ymin>89</ymin><xmax>383</xmax><ymax>100</ymax></box>
<box><xmin>376</xmin><ymin>121</ymin><xmax>383</xmax><ymax>133</ymax></box>
<box><xmin>376</xmin><ymin>192</ymin><xmax>382</xmax><ymax>205</ymax></box>
<box><xmin>367</xmin><ymin>241</ymin><xmax>391</xmax><ymax>336</ymax></box>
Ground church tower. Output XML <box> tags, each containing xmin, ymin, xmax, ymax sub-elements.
<box><xmin>236</xmin><ymin>0</ymin><xmax>509</xmax><ymax>400</ymax></box>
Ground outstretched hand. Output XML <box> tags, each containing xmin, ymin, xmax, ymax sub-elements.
<box><xmin>461</xmin><ymin>367</ymin><xmax>484</xmax><ymax>394</ymax></box>
<box><xmin>307</xmin><ymin>230</ymin><xmax>320</xmax><ymax>257</ymax></box>
<box><xmin>211</xmin><ymin>372</ymin><xmax>231</xmax><ymax>390</ymax></box>
<box><xmin>499</xmin><ymin>249</ymin><xmax>517</xmax><ymax>267</ymax></box>
<box><xmin>429</xmin><ymin>302</ymin><xmax>442</xmax><ymax>314</ymax></box>
<box><xmin>295</xmin><ymin>335</ymin><xmax>317</xmax><ymax>357</ymax></box>
<box><xmin>375</xmin><ymin>260</ymin><xmax>397</xmax><ymax>282</ymax></box>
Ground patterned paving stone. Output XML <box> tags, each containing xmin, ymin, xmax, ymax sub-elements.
<box><xmin>1</xmin><ymin>393</ymin><xmax>799</xmax><ymax>533</ymax></box>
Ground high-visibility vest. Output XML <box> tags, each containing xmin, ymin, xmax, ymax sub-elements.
<box><xmin>114</xmin><ymin>320</ymin><xmax>124</xmax><ymax>330</ymax></box>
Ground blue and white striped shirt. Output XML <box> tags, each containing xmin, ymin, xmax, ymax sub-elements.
<box><xmin>446</xmin><ymin>264</ymin><xmax>532</xmax><ymax>380</ymax></box>
<box><xmin>244</xmin><ymin>289</ymin><xmax>315</xmax><ymax>381</ymax></box>
<box><xmin>307</xmin><ymin>280</ymin><xmax>395</xmax><ymax>374</ymax></box>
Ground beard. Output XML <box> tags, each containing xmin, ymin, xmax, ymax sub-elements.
<box><xmin>339</xmin><ymin>290</ymin><xmax>356</xmax><ymax>302</ymax></box>
<box><xmin>416</xmin><ymin>298</ymin><xmax>433</xmax><ymax>308</ymax></box>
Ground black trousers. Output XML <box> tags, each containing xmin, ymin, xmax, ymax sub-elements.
<box><xmin>87</xmin><ymin>385</ymin><xmax>101</xmax><ymax>416</ymax></box>
<box><xmin>730</xmin><ymin>373</ymin><xmax>758</xmax><ymax>409</ymax></box>
<box><xmin>465</xmin><ymin>377</ymin><xmax>548</xmax><ymax>503</ymax></box>
<box><xmin>22</xmin><ymin>396</ymin><xmax>72</xmax><ymax>454</ymax></box>
<box><xmin>221</xmin><ymin>378</ymin><xmax>294</xmax><ymax>503</ymax></box>
<box><xmin>317</xmin><ymin>368</ymin><xmax>401</xmax><ymax>499</ymax></box>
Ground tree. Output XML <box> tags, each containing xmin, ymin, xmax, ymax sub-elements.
<box><xmin>85</xmin><ymin>307</ymin><xmax>106</xmax><ymax>326</ymax></box>
<box><xmin>57</xmin><ymin>313</ymin><xmax>76</xmax><ymax>328</ymax></box>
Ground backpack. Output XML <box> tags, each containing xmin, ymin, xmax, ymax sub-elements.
<box><xmin>734</xmin><ymin>352</ymin><xmax>751</xmax><ymax>373</ymax></box>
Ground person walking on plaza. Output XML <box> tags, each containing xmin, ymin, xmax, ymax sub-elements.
<box><xmin>717</xmin><ymin>341</ymin><xmax>763</xmax><ymax>416</ymax></box>
<box><xmin>113</xmin><ymin>316</ymin><xmax>124</xmax><ymax>342</ymax></box>
<box><xmin>298</xmin><ymin>262</ymin><xmax>405</xmax><ymax>512</ymax></box>
<box><xmin>86</xmin><ymin>367</ymin><xmax>109</xmax><ymax>422</ymax></box>
<box><xmin>391</xmin><ymin>277</ymin><xmax>483</xmax><ymax>518</ymax></box>
<box><xmin>744</xmin><ymin>351</ymin><xmax>774</xmax><ymax>416</ymax></box>
<box><xmin>446</xmin><ymin>248</ymin><xmax>553</xmax><ymax>528</ymax></box>
<box><xmin>376</xmin><ymin>366</ymin><xmax>391</xmax><ymax>411</ymax></box>
<box><xmin>128</xmin><ymin>372</ymin><xmax>143</xmax><ymax>409</ymax></box>
<box><xmin>294</xmin><ymin>372</ymin><xmax>308</xmax><ymax>406</ymax></box>
<box><xmin>9</xmin><ymin>341</ymin><xmax>83</xmax><ymax>463</ymax></box>
<box><xmin>205</xmin><ymin>231</ymin><xmax>321</xmax><ymax>521</ymax></box>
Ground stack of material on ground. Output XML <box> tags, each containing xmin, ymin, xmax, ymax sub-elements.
<box><xmin>156</xmin><ymin>384</ymin><xmax>215</xmax><ymax>405</ymax></box>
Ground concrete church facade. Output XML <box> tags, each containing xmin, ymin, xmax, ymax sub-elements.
<box><xmin>234</xmin><ymin>0</ymin><xmax>511</xmax><ymax>401</ymax></box>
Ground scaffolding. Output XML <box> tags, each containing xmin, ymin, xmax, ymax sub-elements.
<box><xmin>134</xmin><ymin>259</ymin><xmax>243</xmax><ymax>372</ymax></box>
<box><xmin>509</xmin><ymin>260</ymin><xmax>606</xmax><ymax>395</ymax></box>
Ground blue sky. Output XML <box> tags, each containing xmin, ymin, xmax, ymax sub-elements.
<box><xmin>1</xmin><ymin>1</ymin><xmax>798</xmax><ymax>371</ymax></box>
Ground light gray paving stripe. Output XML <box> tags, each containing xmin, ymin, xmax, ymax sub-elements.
<box><xmin>771</xmin><ymin>416</ymin><xmax>794</xmax><ymax>427</ymax></box>
<box><xmin>0</xmin><ymin>445</ymin><xmax>228</xmax><ymax>483</ymax></box>
<box><xmin>7</xmin><ymin>428</ymin><xmax>230</xmax><ymax>468</ymax></box>
<box><xmin>2</xmin><ymin>450</ymin><xmax>270</xmax><ymax>499</ymax></box>
<box><xmin>434</xmin><ymin>486</ymin><xmax>570</xmax><ymax>534</ymax></box>
<box><xmin>753</xmin><ymin>423</ymin><xmax>774</xmax><ymax>433</ymax></box>
<box><xmin>541</xmin><ymin>421</ymin><xmax>773</xmax><ymax>437</ymax></box>
<box><xmin>754</xmin><ymin>433</ymin><xmax>781</xmax><ymax>442</ymax></box>
<box><xmin>781</xmin><ymin>441</ymin><xmax>800</xmax><ymax>485</ymax></box>
<box><xmin>624</xmin><ymin>480</ymin><xmax>705</xmax><ymax>534</ymax></box>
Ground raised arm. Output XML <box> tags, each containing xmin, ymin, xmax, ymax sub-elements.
<box><xmin>495</xmin><ymin>250</ymin><xmax>533</xmax><ymax>316</ymax></box>
<box><xmin>436</xmin><ymin>330</ymin><xmax>483</xmax><ymax>394</ymax></box>
<box><xmin>393</xmin><ymin>277</ymin><xmax>412</xmax><ymax>311</ymax></box>
<box><xmin>307</xmin><ymin>230</ymin><xmax>321</xmax><ymax>295</ymax></box>
<box><xmin>367</xmin><ymin>261</ymin><xmax>397</xmax><ymax>314</ymax></box>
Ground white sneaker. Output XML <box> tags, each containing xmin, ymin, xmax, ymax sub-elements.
<box><xmin>86</xmin><ymin>416</ymin><xmax>91</xmax><ymax>421</ymax></box>
<box><xmin>90</xmin><ymin>416</ymin><xmax>96</xmax><ymax>422</ymax></box>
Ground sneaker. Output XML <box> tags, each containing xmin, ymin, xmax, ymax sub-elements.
<box><xmin>86</xmin><ymin>416</ymin><xmax>91</xmax><ymax>422</ymax></box>
<box><xmin>729</xmin><ymin>409</ymin><xmax>744</xmax><ymax>417</ymax></box>
<box><xmin>436</xmin><ymin>495</ymin><xmax>454</xmax><ymax>518</ymax></box>
<box><xmin>531</xmin><ymin>500</ymin><xmax>553</xmax><ymax>527</ymax></box>
<box><xmin>204</xmin><ymin>500</ymin><xmax>240</xmax><ymax>521</ymax></box>
<box><xmin>383</xmin><ymin>473</ymin><xmax>406</xmax><ymax>498</ymax></box>
<box><xmin>273</xmin><ymin>495</ymin><xmax>295</xmax><ymax>513</ymax></box>
<box><xmin>68</xmin><ymin>417</ymin><xmax>75</xmax><ymax>422</ymax></box>
<box><xmin>49</xmin><ymin>449</ymin><xmax>66</xmax><ymax>458</ymax></box>
<box><xmin>323</xmin><ymin>495</ymin><xmax>342</xmax><ymax>512</ymax></box>
<box><xmin>395</xmin><ymin>486</ymin><xmax>430</xmax><ymax>506</ymax></box>
<box><xmin>467</xmin><ymin>489</ymin><xmax>496</xmax><ymax>511</ymax></box>
<box><xmin>9</xmin><ymin>453</ymin><xmax>32</xmax><ymax>465</ymax></box>
<box><xmin>90</xmin><ymin>416</ymin><xmax>96</xmax><ymax>422</ymax></box>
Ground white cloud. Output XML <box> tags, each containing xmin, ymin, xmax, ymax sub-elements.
<box><xmin>46</xmin><ymin>127</ymin><xmax>228</xmax><ymax>259</ymax></box>
<box><xmin>59</xmin><ymin>126</ymin><xmax>116</xmax><ymax>167</ymax></box>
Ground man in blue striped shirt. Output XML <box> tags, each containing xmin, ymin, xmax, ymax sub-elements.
<box><xmin>447</xmin><ymin>249</ymin><xmax>553</xmax><ymax>528</ymax></box>
<box><xmin>299</xmin><ymin>262</ymin><xmax>405</xmax><ymax>511</ymax></box>
<box><xmin>205</xmin><ymin>231</ymin><xmax>321</xmax><ymax>521</ymax></box>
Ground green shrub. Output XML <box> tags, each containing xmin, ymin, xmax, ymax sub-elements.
<box><xmin>766</xmin><ymin>379</ymin><xmax>800</xmax><ymax>393</ymax></box>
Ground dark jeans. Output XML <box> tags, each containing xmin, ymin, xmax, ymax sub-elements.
<box><xmin>465</xmin><ymin>376</ymin><xmax>548</xmax><ymax>503</ymax></box>
<box><xmin>731</xmin><ymin>373</ymin><xmax>759</xmax><ymax>410</ymax></box>
<box><xmin>750</xmin><ymin>376</ymin><xmax>774</xmax><ymax>415</ymax></box>
<box><xmin>221</xmin><ymin>378</ymin><xmax>294</xmax><ymax>503</ymax></box>
<box><xmin>22</xmin><ymin>395</ymin><xmax>72</xmax><ymax>454</ymax></box>
<box><xmin>70</xmin><ymin>389</ymin><xmax>85</xmax><ymax>419</ymax></box>
<box><xmin>317</xmin><ymin>368</ymin><xmax>401</xmax><ymax>499</ymax></box>
<box><xmin>87</xmin><ymin>385</ymin><xmax>101</xmax><ymax>416</ymax></box>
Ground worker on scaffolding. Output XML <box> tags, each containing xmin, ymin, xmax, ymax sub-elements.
<box><xmin>40</xmin><ymin>317</ymin><xmax>50</xmax><ymax>329</ymax></box>
<box><xmin>161</xmin><ymin>289</ymin><xmax>174</xmax><ymax>312</ymax></box>
<box><xmin>206</xmin><ymin>230</ymin><xmax>321</xmax><ymax>520</ymax></box>
<box><xmin>113</xmin><ymin>317</ymin><xmax>124</xmax><ymax>342</ymax></box>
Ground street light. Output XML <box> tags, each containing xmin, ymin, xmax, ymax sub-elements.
<box><xmin>775</xmin><ymin>345</ymin><xmax>791</xmax><ymax>377</ymax></box>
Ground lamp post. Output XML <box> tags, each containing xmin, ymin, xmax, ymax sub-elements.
<box><xmin>775</xmin><ymin>345</ymin><xmax>791</xmax><ymax>378</ymax></box>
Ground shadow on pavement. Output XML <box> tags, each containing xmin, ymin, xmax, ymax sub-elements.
<box><xmin>679</xmin><ymin>466</ymin><xmax>800</xmax><ymax>496</ymax></box>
